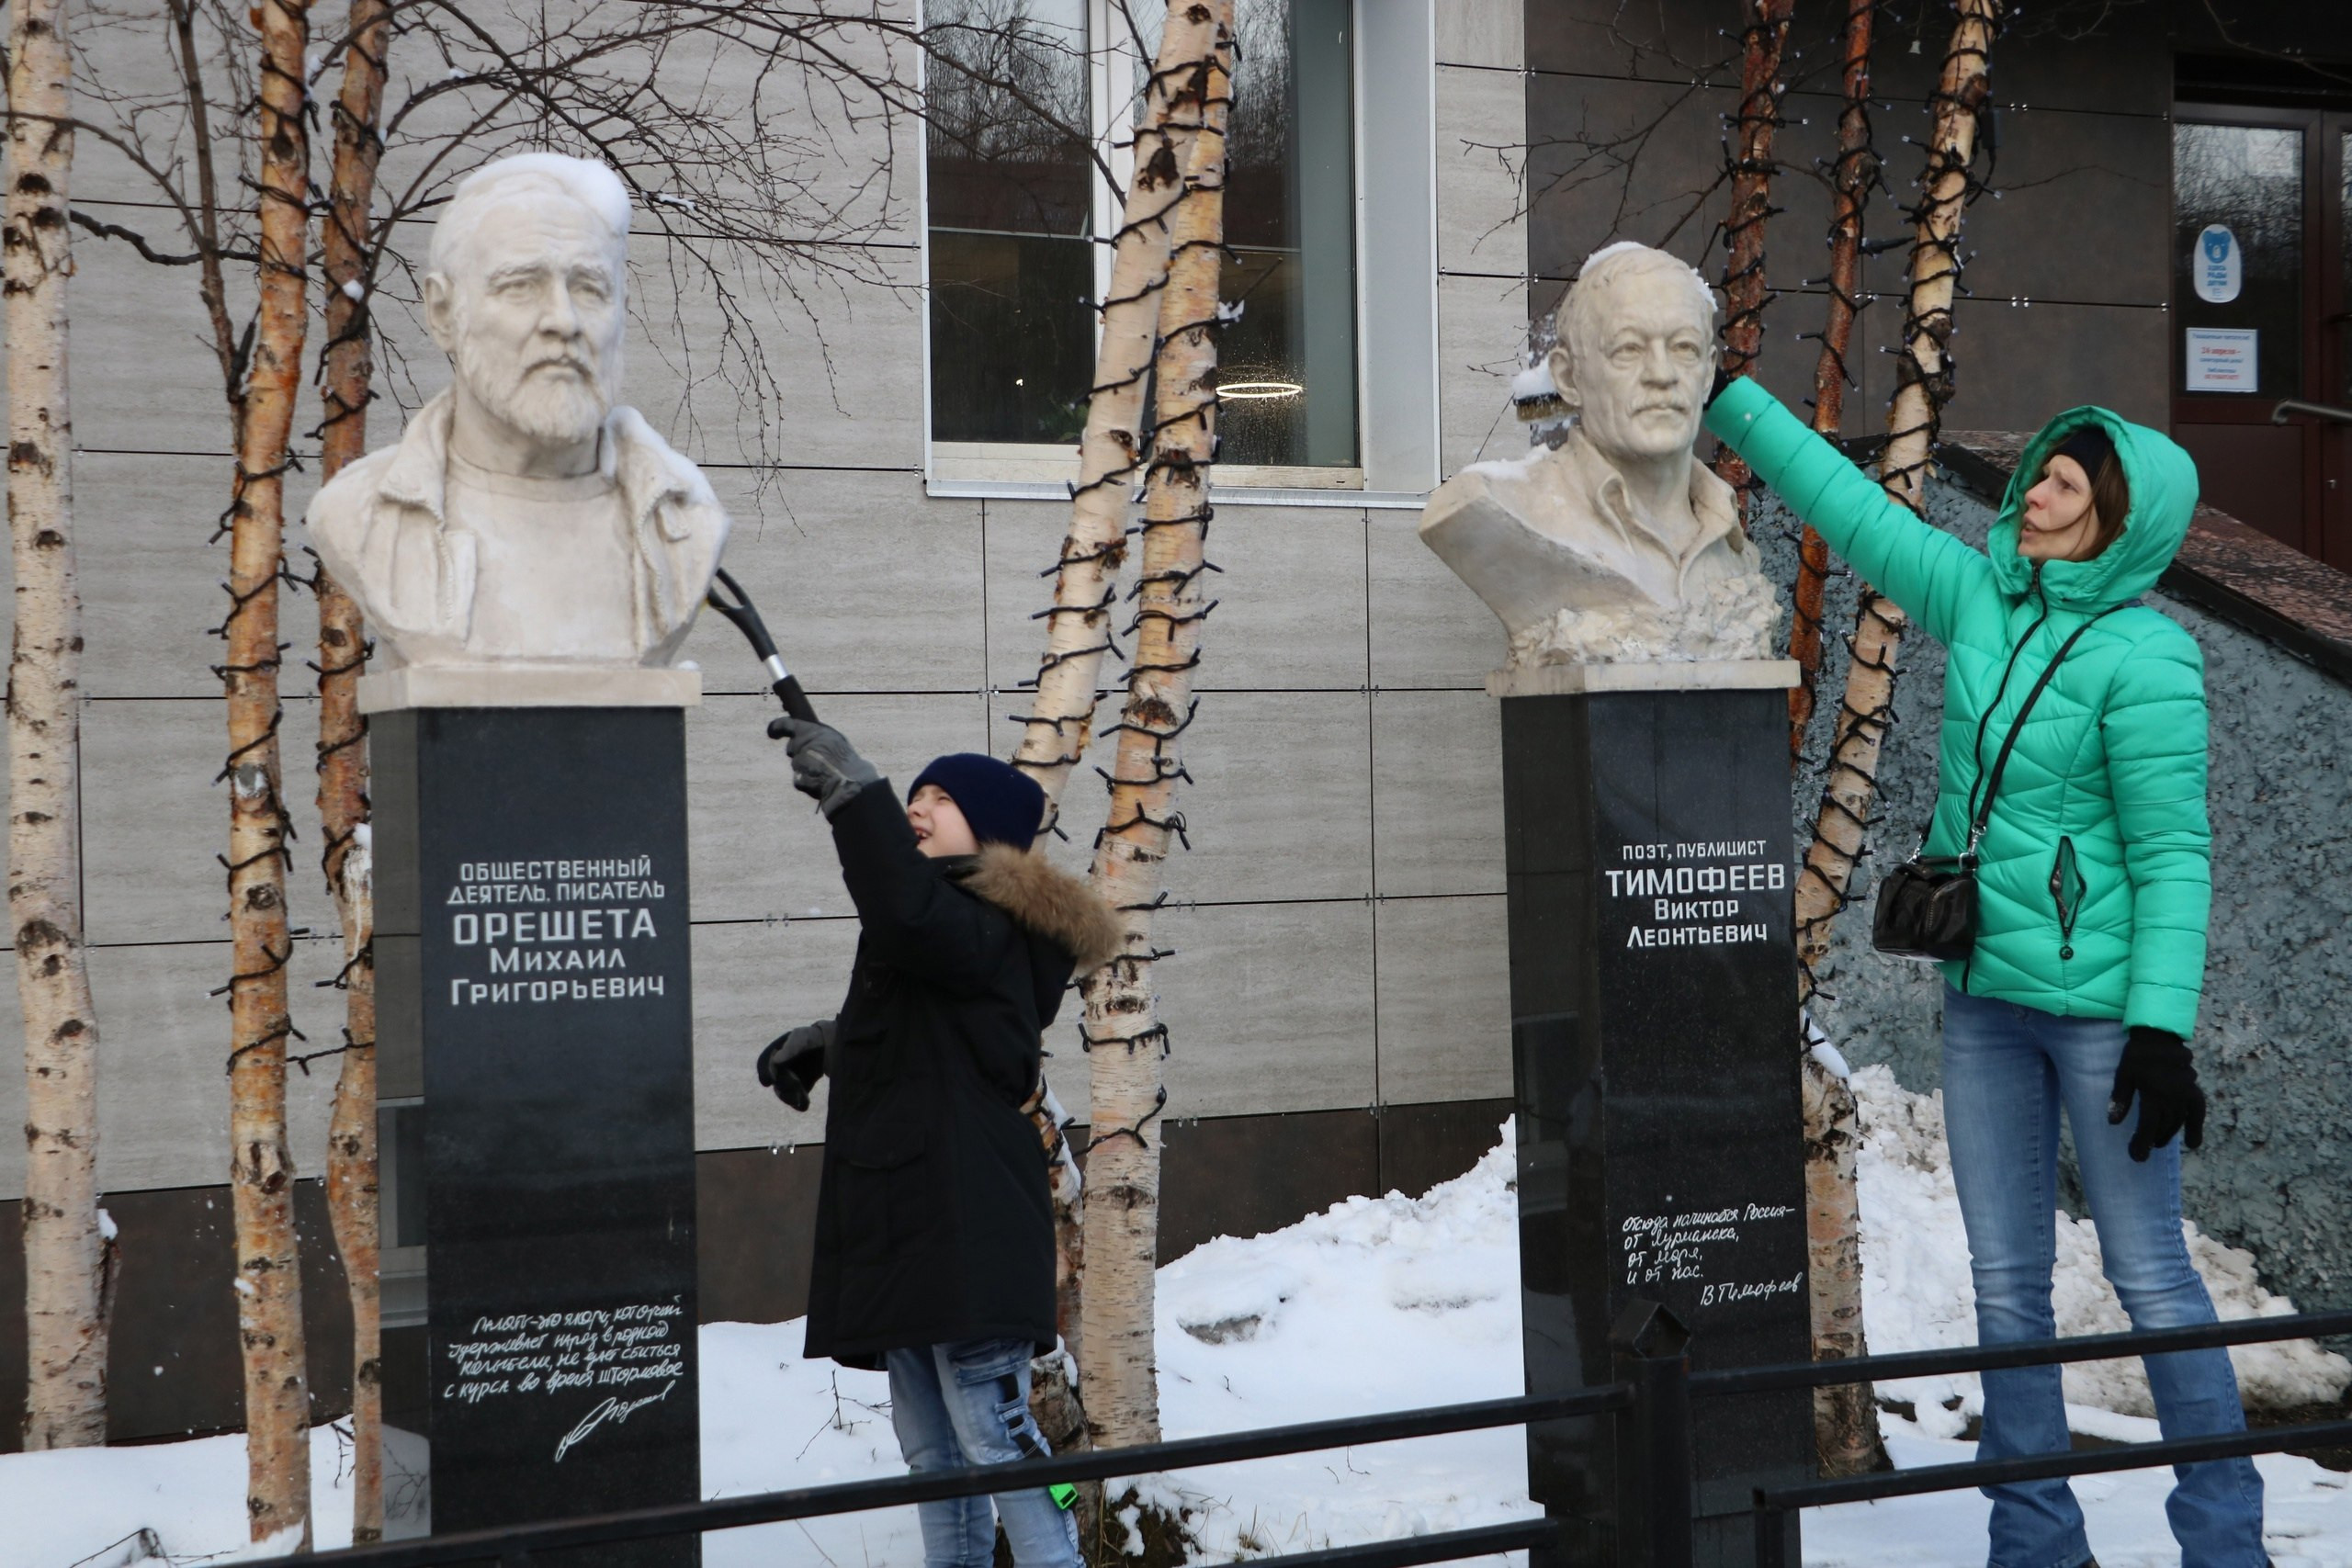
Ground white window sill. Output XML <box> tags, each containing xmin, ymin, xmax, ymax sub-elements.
<box><xmin>926</xmin><ymin>443</ymin><xmax>1429</xmax><ymax>510</ymax></box>
<box><xmin>382</xmin><ymin>1247</ymin><xmax>427</xmax><ymax>1329</ymax></box>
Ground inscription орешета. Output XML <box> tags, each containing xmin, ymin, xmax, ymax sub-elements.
<box><xmin>435</xmin><ymin>852</ymin><xmax>674</xmax><ymax>1009</ymax></box>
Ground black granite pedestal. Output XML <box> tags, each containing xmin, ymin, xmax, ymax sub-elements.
<box><xmin>1503</xmin><ymin>684</ymin><xmax>1812</xmax><ymax>1566</ymax></box>
<box><xmin>376</xmin><ymin>706</ymin><xmax>700</xmax><ymax>1567</ymax></box>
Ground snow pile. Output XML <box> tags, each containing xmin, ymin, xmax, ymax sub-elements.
<box><xmin>1139</xmin><ymin>1131</ymin><xmax>1534</xmax><ymax>1557</ymax></box>
<box><xmin>1160</xmin><ymin>1131</ymin><xmax>1518</xmax><ymax>1348</ymax></box>
<box><xmin>0</xmin><ymin>1423</ymin><xmax>367</xmax><ymax>1568</ymax></box>
<box><xmin>696</xmin><ymin>1133</ymin><xmax>1534</xmax><ymax>1566</ymax></box>
<box><xmin>1851</xmin><ymin>1063</ymin><xmax>2352</xmax><ymax>1428</ymax></box>
<box><xmin>1508</xmin><ymin>362</ymin><xmax>1559</xmax><ymax>408</ymax></box>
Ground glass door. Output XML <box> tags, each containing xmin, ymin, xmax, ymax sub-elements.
<box><xmin>2172</xmin><ymin>105</ymin><xmax>2352</xmax><ymax>570</ymax></box>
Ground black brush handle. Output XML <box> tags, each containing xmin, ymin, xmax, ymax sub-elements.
<box><xmin>773</xmin><ymin>674</ymin><xmax>819</xmax><ymax>724</ymax></box>
<box><xmin>707</xmin><ymin>568</ymin><xmax>820</xmax><ymax>721</ymax></box>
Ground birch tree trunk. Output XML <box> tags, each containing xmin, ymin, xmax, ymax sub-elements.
<box><xmin>1801</xmin><ymin>1043</ymin><xmax>1882</xmax><ymax>1475</ymax></box>
<box><xmin>225</xmin><ymin>0</ymin><xmax>314</xmax><ymax>1543</ymax></box>
<box><xmin>1785</xmin><ymin>0</ymin><xmax>1894</xmax><ymax>1481</ymax></box>
<box><xmin>314</xmin><ymin>0</ymin><xmax>390</xmax><ymax>1537</ymax></box>
<box><xmin>1711</xmin><ymin>0</ymin><xmax>1792</xmax><ymax>502</ymax></box>
<box><xmin>1010</xmin><ymin>4</ymin><xmax>1219</xmax><ymax>818</ymax></box>
<box><xmin>9</xmin><ymin>0</ymin><xmax>114</xmax><ymax>1453</ymax></box>
<box><xmin>1076</xmin><ymin>4</ymin><xmax>1231</xmax><ymax>1448</ymax></box>
<box><xmin>1794</xmin><ymin>0</ymin><xmax>2000</xmax><ymax>995</ymax></box>
<box><xmin>1791</xmin><ymin>5</ymin><xmax>1996</xmax><ymax>1477</ymax></box>
<box><xmin>1787</xmin><ymin>0</ymin><xmax>1878</xmax><ymax>758</ymax></box>
<box><xmin>1010</xmin><ymin>13</ymin><xmax>1217</xmax><ymax>1396</ymax></box>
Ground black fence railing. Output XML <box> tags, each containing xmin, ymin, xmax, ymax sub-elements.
<box><xmin>288</xmin><ymin>1385</ymin><xmax>1631</xmax><ymax>1568</ymax></box>
<box><xmin>284</xmin><ymin>1307</ymin><xmax>2352</xmax><ymax>1568</ymax></box>
<box><xmin>1717</xmin><ymin>1307</ymin><xmax>2352</xmax><ymax>1568</ymax></box>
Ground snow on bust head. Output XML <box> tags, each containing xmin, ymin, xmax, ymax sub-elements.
<box><xmin>429</xmin><ymin>153</ymin><xmax>634</xmax><ymax>276</ymax></box>
<box><xmin>1548</xmin><ymin>243</ymin><xmax>1720</xmax><ymax>466</ymax></box>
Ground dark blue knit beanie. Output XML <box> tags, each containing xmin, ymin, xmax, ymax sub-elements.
<box><xmin>909</xmin><ymin>754</ymin><xmax>1046</xmax><ymax>852</ymax></box>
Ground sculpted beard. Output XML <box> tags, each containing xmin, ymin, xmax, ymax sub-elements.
<box><xmin>454</xmin><ymin>314</ymin><xmax>621</xmax><ymax>446</ymax></box>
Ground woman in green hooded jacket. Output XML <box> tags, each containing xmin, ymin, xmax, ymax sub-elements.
<box><xmin>1707</xmin><ymin>378</ymin><xmax>2263</xmax><ymax>1567</ymax></box>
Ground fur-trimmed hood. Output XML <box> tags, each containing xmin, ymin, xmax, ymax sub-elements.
<box><xmin>958</xmin><ymin>843</ymin><xmax>1124</xmax><ymax>975</ymax></box>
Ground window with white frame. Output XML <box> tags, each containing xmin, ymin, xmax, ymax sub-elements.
<box><xmin>922</xmin><ymin>0</ymin><xmax>1436</xmax><ymax>497</ymax></box>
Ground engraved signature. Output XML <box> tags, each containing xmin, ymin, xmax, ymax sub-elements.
<box><xmin>553</xmin><ymin>1379</ymin><xmax>678</xmax><ymax>1463</ymax></box>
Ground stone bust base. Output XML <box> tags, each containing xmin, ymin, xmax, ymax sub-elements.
<box><xmin>1486</xmin><ymin>658</ymin><xmax>1801</xmax><ymax>699</ymax></box>
<box><xmin>357</xmin><ymin>664</ymin><xmax>704</xmax><ymax>713</ymax></box>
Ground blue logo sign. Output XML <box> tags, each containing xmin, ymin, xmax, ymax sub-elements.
<box><xmin>2193</xmin><ymin>224</ymin><xmax>2242</xmax><ymax>305</ymax></box>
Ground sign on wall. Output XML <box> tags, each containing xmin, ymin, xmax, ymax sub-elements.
<box><xmin>2185</xmin><ymin>327</ymin><xmax>2259</xmax><ymax>392</ymax></box>
<box><xmin>2192</xmin><ymin>223</ymin><xmax>2244</xmax><ymax>305</ymax></box>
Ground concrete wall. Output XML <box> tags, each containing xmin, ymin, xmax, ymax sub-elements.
<box><xmin>1760</xmin><ymin>479</ymin><xmax>2352</xmax><ymax>1316</ymax></box>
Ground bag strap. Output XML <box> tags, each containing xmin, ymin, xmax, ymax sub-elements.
<box><xmin>1962</xmin><ymin>609</ymin><xmax>2119</xmax><ymax>854</ymax></box>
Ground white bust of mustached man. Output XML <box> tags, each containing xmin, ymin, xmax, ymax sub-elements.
<box><xmin>308</xmin><ymin>152</ymin><xmax>729</xmax><ymax>671</ymax></box>
<box><xmin>1418</xmin><ymin>242</ymin><xmax>1774</xmax><ymax>667</ymax></box>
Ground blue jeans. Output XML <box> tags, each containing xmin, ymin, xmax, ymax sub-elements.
<box><xmin>1941</xmin><ymin>985</ymin><xmax>2265</xmax><ymax>1567</ymax></box>
<box><xmin>885</xmin><ymin>1338</ymin><xmax>1081</xmax><ymax>1568</ymax></box>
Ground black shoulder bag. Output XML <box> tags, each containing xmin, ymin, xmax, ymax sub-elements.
<box><xmin>1871</xmin><ymin>612</ymin><xmax>2113</xmax><ymax>964</ymax></box>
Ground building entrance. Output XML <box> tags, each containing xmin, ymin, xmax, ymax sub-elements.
<box><xmin>2172</xmin><ymin>103</ymin><xmax>2352</xmax><ymax>570</ymax></box>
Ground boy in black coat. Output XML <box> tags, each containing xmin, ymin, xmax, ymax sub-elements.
<box><xmin>757</xmin><ymin>717</ymin><xmax>1119</xmax><ymax>1568</ymax></box>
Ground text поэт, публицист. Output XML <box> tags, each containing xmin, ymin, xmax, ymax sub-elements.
<box><xmin>1605</xmin><ymin>838</ymin><xmax>1787</xmax><ymax>949</ymax></box>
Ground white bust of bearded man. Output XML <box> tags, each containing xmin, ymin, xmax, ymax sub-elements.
<box><xmin>1418</xmin><ymin>242</ymin><xmax>1776</xmax><ymax>667</ymax></box>
<box><xmin>308</xmin><ymin>152</ymin><xmax>729</xmax><ymax>671</ymax></box>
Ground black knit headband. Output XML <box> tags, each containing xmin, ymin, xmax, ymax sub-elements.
<box><xmin>2051</xmin><ymin>424</ymin><xmax>2115</xmax><ymax>480</ymax></box>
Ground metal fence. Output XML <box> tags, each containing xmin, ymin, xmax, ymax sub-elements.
<box><xmin>286</xmin><ymin>1307</ymin><xmax>2352</xmax><ymax>1568</ymax></box>
<box><xmin>1717</xmin><ymin>1308</ymin><xmax>2352</xmax><ymax>1568</ymax></box>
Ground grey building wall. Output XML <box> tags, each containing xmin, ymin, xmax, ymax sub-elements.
<box><xmin>1758</xmin><ymin>478</ymin><xmax>2352</xmax><ymax>1316</ymax></box>
<box><xmin>0</xmin><ymin>0</ymin><xmax>1534</xmax><ymax>1211</ymax></box>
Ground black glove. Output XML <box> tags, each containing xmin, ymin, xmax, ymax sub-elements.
<box><xmin>2109</xmin><ymin>1026</ymin><xmax>2205</xmax><ymax>1162</ymax></box>
<box><xmin>755</xmin><ymin>1020</ymin><xmax>833</xmax><ymax>1112</ymax></box>
<box><xmin>766</xmin><ymin>715</ymin><xmax>880</xmax><ymax>817</ymax></box>
<box><xmin>1704</xmin><ymin>362</ymin><xmax>1736</xmax><ymax>410</ymax></box>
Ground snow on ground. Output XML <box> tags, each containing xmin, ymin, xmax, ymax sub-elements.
<box><xmin>699</xmin><ymin>1137</ymin><xmax>1535</xmax><ymax>1566</ymax></box>
<box><xmin>10</xmin><ymin>1089</ymin><xmax>2352</xmax><ymax>1567</ymax></box>
<box><xmin>1</xmin><ymin>1424</ymin><xmax>367</xmax><ymax>1567</ymax></box>
<box><xmin>1803</xmin><ymin>1417</ymin><xmax>2352</xmax><ymax>1567</ymax></box>
<box><xmin>1139</xmin><ymin>1136</ymin><xmax>1535</xmax><ymax>1556</ymax></box>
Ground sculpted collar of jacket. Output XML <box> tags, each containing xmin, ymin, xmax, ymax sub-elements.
<box><xmin>940</xmin><ymin>842</ymin><xmax>1125</xmax><ymax>976</ymax></box>
<box><xmin>1556</xmin><ymin>423</ymin><xmax>1757</xmax><ymax>603</ymax></box>
<box><xmin>304</xmin><ymin>388</ymin><xmax>728</xmax><ymax>657</ymax></box>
